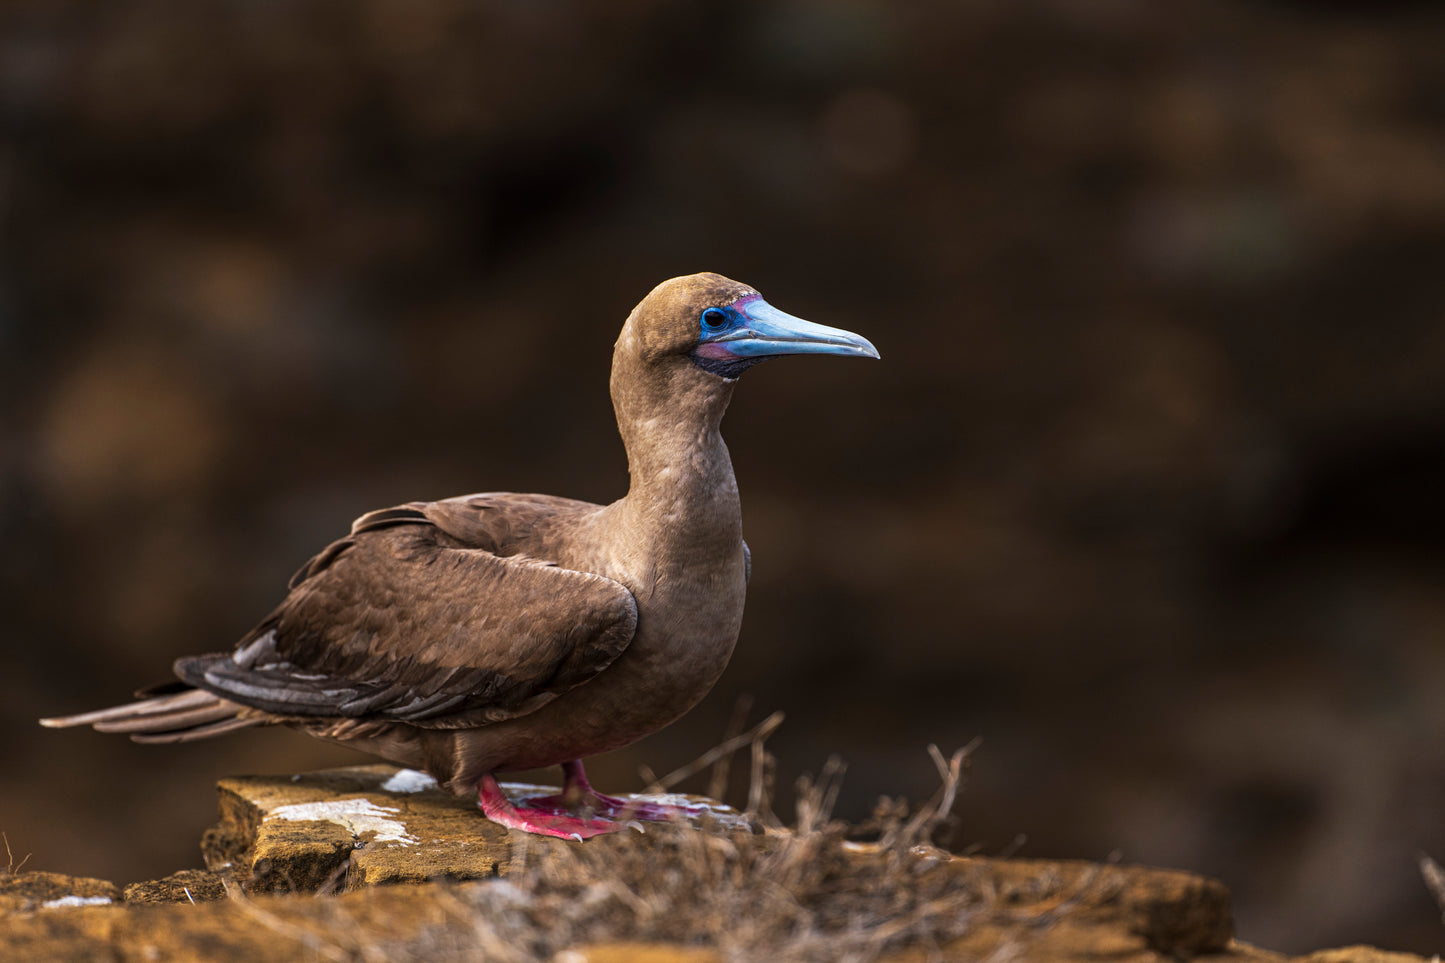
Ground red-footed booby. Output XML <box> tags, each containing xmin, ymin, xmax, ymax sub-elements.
<box><xmin>41</xmin><ymin>273</ymin><xmax>878</xmax><ymax>839</ymax></box>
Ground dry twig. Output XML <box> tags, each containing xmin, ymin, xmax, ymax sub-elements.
<box><xmin>708</xmin><ymin>695</ymin><xmax>755</xmax><ymax>802</ymax></box>
<box><xmin>643</xmin><ymin>709</ymin><xmax>785</xmax><ymax>796</ymax></box>
<box><xmin>3</xmin><ymin>832</ymin><xmax>31</xmax><ymax>875</ymax></box>
<box><xmin>1419</xmin><ymin>852</ymin><xmax>1445</xmax><ymax>924</ymax></box>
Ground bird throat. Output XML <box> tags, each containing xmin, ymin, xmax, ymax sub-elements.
<box><xmin>611</xmin><ymin>393</ymin><xmax>741</xmax><ymax>574</ymax></box>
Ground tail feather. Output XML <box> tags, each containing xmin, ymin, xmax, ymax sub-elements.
<box><xmin>39</xmin><ymin>687</ymin><xmax>262</xmax><ymax>743</ymax></box>
<box><xmin>40</xmin><ymin>688</ymin><xmax>217</xmax><ymax>728</ymax></box>
<box><xmin>131</xmin><ymin>715</ymin><xmax>260</xmax><ymax>744</ymax></box>
<box><xmin>91</xmin><ymin>702</ymin><xmax>237</xmax><ymax>734</ymax></box>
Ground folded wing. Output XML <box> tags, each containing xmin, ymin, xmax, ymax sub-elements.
<box><xmin>176</xmin><ymin>503</ymin><xmax>637</xmax><ymax>729</ymax></box>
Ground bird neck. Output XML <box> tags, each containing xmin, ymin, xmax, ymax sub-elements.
<box><xmin>609</xmin><ymin>353</ymin><xmax>742</xmax><ymax>566</ymax></box>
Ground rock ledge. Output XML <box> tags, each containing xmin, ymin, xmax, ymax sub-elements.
<box><xmin>0</xmin><ymin>766</ymin><xmax>1430</xmax><ymax>963</ymax></box>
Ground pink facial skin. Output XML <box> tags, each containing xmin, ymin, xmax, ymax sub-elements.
<box><xmin>694</xmin><ymin>341</ymin><xmax>739</xmax><ymax>360</ymax></box>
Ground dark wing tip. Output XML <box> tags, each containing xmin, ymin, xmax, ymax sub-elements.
<box><xmin>134</xmin><ymin>679</ymin><xmax>192</xmax><ymax>699</ymax></box>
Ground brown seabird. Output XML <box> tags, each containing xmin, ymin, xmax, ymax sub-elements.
<box><xmin>41</xmin><ymin>272</ymin><xmax>879</xmax><ymax>839</ymax></box>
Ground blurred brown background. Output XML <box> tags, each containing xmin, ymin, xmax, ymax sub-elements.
<box><xmin>3</xmin><ymin>0</ymin><xmax>1445</xmax><ymax>953</ymax></box>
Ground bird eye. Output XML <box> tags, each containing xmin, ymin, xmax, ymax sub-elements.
<box><xmin>701</xmin><ymin>308</ymin><xmax>729</xmax><ymax>330</ymax></box>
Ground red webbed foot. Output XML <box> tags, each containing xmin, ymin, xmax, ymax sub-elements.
<box><xmin>477</xmin><ymin>774</ymin><xmax>623</xmax><ymax>840</ymax></box>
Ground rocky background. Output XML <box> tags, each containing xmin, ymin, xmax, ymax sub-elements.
<box><xmin>2</xmin><ymin>0</ymin><xmax>1444</xmax><ymax>954</ymax></box>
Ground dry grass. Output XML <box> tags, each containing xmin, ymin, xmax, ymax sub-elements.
<box><xmin>2</xmin><ymin>833</ymin><xmax>32</xmax><ymax>876</ymax></box>
<box><xmin>1419</xmin><ymin>853</ymin><xmax>1445</xmax><ymax>926</ymax></box>
<box><xmin>232</xmin><ymin>727</ymin><xmax>994</xmax><ymax>963</ymax></box>
<box><xmin>438</xmin><ymin>743</ymin><xmax>983</xmax><ymax>963</ymax></box>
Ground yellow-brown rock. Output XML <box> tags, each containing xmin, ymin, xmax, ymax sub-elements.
<box><xmin>201</xmin><ymin>764</ymin><xmax>513</xmax><ymax>892</ymax></box>
<box><xmin>0</xmin><ymin>872</ymin><xmax>119</xmax><ymax>914</ymax></box>
<box><xmin>121</xmin><ymin>868</ymin><xmax>229</xmax><ymax>904</ymax></box>
<box><xmin>942</xmin><ymin>856</ymin><xmax>1234</xmax><ymax>958</ymax></box>
<box><xmin>0</xmin><ymin>766</ymin><xmax>1433</xmax><ymax>963</ymax></box>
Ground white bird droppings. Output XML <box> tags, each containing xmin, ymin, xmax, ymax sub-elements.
<box><xmin>266</xmin><ymin>798</ymin><xmax>417</xmax><ymax>846</ymax></box>
<box><xmin>42</xmin><ymin>895</ymin><xmax>113</xmax><ymax>909</ymax></box>
<box><xmin>381</xmin><ymin>769</ymin><xmax>438</xmax><ymax>793</ymax></box>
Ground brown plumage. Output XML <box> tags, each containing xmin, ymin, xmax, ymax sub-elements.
<box><xmin>41</xmin><ymin>272</ymin><xmax>878</xmax><ymax>838</ymax></box>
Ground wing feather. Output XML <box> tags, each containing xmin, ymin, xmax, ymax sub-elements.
<box><xmin>177</xmin><ymin>501</ymin><xmax>636</xmax><ymax>729</ymax></box>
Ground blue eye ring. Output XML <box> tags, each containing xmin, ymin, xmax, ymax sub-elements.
<box><xmin>701</xmin><ymin>307</ymin><xmax>729</xmax><ymax>330</ymax></box>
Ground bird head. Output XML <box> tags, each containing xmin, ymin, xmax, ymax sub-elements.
<box><xmin>610</xmin><ymin>273</ymin><xmax>879</xmax><ymax>493</ymax></box>
<box><xmin>618</xmin><ymin>273</ymin><xmax>879</xmax><ymax>382</ymax></box>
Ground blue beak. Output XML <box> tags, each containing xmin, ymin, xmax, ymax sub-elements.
<box><xmin>697</xmin><ymin>296</ymin><xmax>880</xmax><ymax>362</ymax></box>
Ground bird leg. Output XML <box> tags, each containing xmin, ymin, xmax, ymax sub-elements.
<box><xmin>522</xmin><ymin>760</ymin><xmax>714</xmax><ymax>823</ymax></box>
<box><xmin>476</xmin><ymin>774</ymin><xmax>621</xmax><ymax>840</ymax></box>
